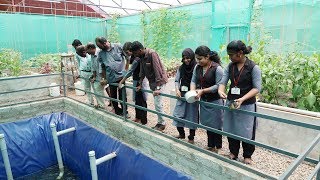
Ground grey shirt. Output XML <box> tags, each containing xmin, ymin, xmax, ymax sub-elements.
<box><xmin>191</xmin><ymin>65</ymin><xmax>223</xmax><ymax>93</ymax></box>
<box><xmin>220</xmin><ymin>63</ymin><xmax>262</xmax><ymax>92</ymax></box>
<box><xmin>98</xmin><ymin>43</ymin><xmax>127</xmax><ymax>83</ymax></box>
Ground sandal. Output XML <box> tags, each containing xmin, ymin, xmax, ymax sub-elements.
<box><xmin>229</xmin><ymin>153</ymin><xmax>238</xmax><ymax>160</ymax></box>
<box><xmin>244</xmin><ymin>158</ymin><xmax>253</xmax><ymax>165</ymax></box>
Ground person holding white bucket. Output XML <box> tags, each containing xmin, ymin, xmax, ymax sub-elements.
<box><xmin>75</xmin><ymin>45</ymin><xmax>94</xmax><ymax>105</ymax></box>
<box><xmin>190</xmin><ymin>46</ymin><xmax>224</xmax><ymax>153</ymax></box>
<box><xmin>172</xmin><ymin>48</ymin><xmax>198</xmax><ymax>144</ymax></box>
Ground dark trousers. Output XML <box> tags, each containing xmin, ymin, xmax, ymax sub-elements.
<box><xmin>109</xmin><ymin>80</ymin><xmax>127</xmax><ymax>115</ymax></box>
<box><xmin>177</xmin><ymin>127</ymin><xmax>196</xmax><ymax>140</ymax></box>
<box><xmin>228</xmin><ymin>137</ymin><xmax>255</xmax><ymax>158</ymax></box>
<box><xmin>135</xmin><ymin>90</ymin><xmax>147</xmax><ymax>124</ymax></box>
<box><xmin>207</xmin><ymin>130</ymin><xmax>222</xmax><ymax>149</ymax></box>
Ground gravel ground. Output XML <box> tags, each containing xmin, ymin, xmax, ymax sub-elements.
<box><xmin>67</xmin><ymin>86</ymin><xmax>316</xmax><ymax>180</ymax></box>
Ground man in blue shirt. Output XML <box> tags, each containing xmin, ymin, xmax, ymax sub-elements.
<box><xmin>95</xmin><ymin>37</ymin><xmax>129</xmax><ymax>116</ymax></box>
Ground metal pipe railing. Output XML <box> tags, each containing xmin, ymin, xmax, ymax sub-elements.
<box><xmin>1</xmin><ymin>73</ymin><xmax>319</xmax><ymax>179</ymax></box>
<box><xmin>0</xmin><ymin>134</ymin><xmax>13</xmax><ymax>180</ymax></box>
<box><xmin>307</xmin><ymin>161</ymin><xmax>320</xmax><ymax>180</ymax></box>
<box><xmin>279</xmin><ymin>133</ymin><xmax>320</xmax><ymax>180</ymax></box>
<box><xmin>50</xmin><ymin>124</ymin><xmax>76</xmax><ymax>179</ymax></box>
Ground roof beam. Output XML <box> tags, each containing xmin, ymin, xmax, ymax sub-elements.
<box><xmin>82</xmin><ymin>0</ymin><xmax>111</xmax><ymax>17</ymax></box>
<box><xmin>176</xmin><ymin>0</ymin><xmax>181</xmax><ymax>4</ymax></box>
<box><xmin>111</xmin><ymin>0</ymin><xmax>129</xmax><ymax>15</ymax></box>
<box><xmin>137</xmin><ymin>0</ymin><xmax>172</xmax><ymax>6</ymax></box>
<box><xmin>143</xmin><ymin>1</ymin><xmax>151</xmax><ymax>9</ymax></box>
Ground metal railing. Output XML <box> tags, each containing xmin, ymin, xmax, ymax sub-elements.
<box><xmin>1</xmin><ymin>72</ymin><xmax>319</xmax><ymax>180</ymax></box>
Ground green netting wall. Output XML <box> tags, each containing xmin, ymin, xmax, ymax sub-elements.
<box><xmin>0</xmin><ymin>13</ymin><xmax>106</xmax><ymax>60</ymax></box>
<box><xmin>252</xmin><ymin>0</ymin><xmax>320</xmax><ymax>54</ymax></box>
<box><xmin>1</xmin><ymin>0</ymin><xmax>319</xmax><ymax>60</ymax></box>
<box><xmin>106</xmin><ymin>0</ymin><xmax>320</xmax><ymax>59</ymax></box>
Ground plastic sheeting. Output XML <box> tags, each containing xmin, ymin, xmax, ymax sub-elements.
<box><xmin>0</xmin><ymin>112</ymin><xmax>191</xmax><ymax>180</ymax></box>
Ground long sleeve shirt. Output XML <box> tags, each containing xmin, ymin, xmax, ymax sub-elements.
<box><xmin>139</xmin><ymin>48</ymin><xmax>168</xmax><ymax>90</ymax></box>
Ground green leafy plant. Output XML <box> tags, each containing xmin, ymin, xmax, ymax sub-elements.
<box><xmin>107</xmin><ymin>14</ymin><xmax>120</xmax><ymax>43</ymax></box>
<box><xmin>23</xmin><ymin>54</ymin><xmax>61</xmax><ymax>73</ymax></box>
<box><xmin>249</xmin><ymin>41</ymin><xmax>320</xmax><ymax>112</ymax></box>
<box><xmin>141</xmin><ymin>9</ymin><xmax>191</xmax><ymax>59</ymax></box>
<box><xmin>0</xmin><ymin>49</ymin><xmax>22</xmax><ymax>77</ymax></box>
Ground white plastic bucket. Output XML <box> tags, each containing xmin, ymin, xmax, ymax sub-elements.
<box><xmin>184</xmin><ymin>90</ymin><xmax>197</xmax><ymax>103</ymax></box>
<box><xmin>49</xmin><ymin>83</ymin><xmax>60</xmax><ymax>97</ymax></box>
<box><xmin>74</xmin><ymin>81</ymin><xmax>85</xmax><ymax>96</ymax></box>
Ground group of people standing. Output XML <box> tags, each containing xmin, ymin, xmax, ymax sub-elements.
<box><xmin>71</xmin><ymin>38</ymin><xmax>261</xmax><ymax>164</ymax></box>
<box><xmin>172</xmin><ymin>41</ymin><xmax>261</xmax><ymax>164</ymax></box>
<box><xmin>71</xmin><ymin>38</ymin><xmax>168</xmax><ymax>131</ymax></box>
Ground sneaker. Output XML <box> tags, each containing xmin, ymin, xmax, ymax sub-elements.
<box><xmin>174</xmin><ymin>135</ymin><xmax>185</xmax><ymax>139</ymax></box>
<box><xmin>187</xmin><ymin>139</ymin><xmax>195</xmax><ymax>144</ymax></box>
<box><xmin>152</xmin><ymin>124</ymin><xmax>165</xmax><ymax>131</ymax></box>
<box><xmin>157</xmin><ymin>124</ymin><xmax>166</xmax><ymax>131</ymax></box>
<box><xmin>152</xmin><ymin>124</ymin><xmax>161</xmax><ymax>129</ymax></box>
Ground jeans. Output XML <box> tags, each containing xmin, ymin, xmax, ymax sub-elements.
<box><xmin>153</xmin><ymin>84</ymin><xmax>166</xmax><ymax>125</ymax></box>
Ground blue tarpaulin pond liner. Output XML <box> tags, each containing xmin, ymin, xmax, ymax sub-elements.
<box><xmin>0</xmin><ymin>112</ymin><xmax>191</xmax><ymax>179</ymax></box>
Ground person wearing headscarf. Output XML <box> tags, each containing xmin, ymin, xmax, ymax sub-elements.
<box><xmin>172</xmin><ymin>48</ymin><xmax>198</xmax><ymax>143</ymax></box>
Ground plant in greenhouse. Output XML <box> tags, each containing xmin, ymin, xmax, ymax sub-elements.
<box><xmin>141</xmin><ymin>9</ymin><xmax>191</xmax><ymax>59</ymax></box>
<box><xmin>23</xmin><ymin>54</ymin><xmax>60</xmax><ymax>73</ymax></box>
<box><xmin>107</xmin><ymin>14</ymin><xmax>120</xmax><ymax>43</ymax></box>
<box><xmin>0</xmin><ymin>49</ymin><xmax>22</xmax><ymax>77</ymax></box>
<box><xmin>249</xmin><ymin>40</ymin><xmax>320</xmax><ymax>112</ymax></box>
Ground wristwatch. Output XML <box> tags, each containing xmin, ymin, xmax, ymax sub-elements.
<box><xmin>156</xmin><ymin>86</ymin><xmax>161</xmax><ymax>90</ymax></box>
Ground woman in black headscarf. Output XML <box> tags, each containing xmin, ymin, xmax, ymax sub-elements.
<box><xmin>172</xmin><ymin>48</ymin><xmax>198</xmax><ymax>143</ymax></box>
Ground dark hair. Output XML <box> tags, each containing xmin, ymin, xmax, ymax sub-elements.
<box><xmin>86</xmin><ymin>43</ymin><xmax>96</xmax><ymax>50</ymax></box>
<box><xmin>227</xmin><ymin>40</ymin><xmax>252</xmax><ymax>54</ymax></box>
<box><xmin>76</xmin><ymin>45</ymin><xmax>86</xmax><ymax>54</ymax></box>
<box><xmin>95</xmin><ymin>37</ymin><xmax>107</xmax><ymax>44</ymax></box>
<box><xmin>72</xmin><ymin>39</ymin><xmax>82</xmax><ymax>47</ymax></box>
<box><xmin>123</xmin><ymin>42</ymin><xmax>132</xmax><ymax>52</ymax></box>
<box><xmin>195</xmin><ymin>45</ymin><xmax>221</xmax><ymax>65</ymax></box>
<box><xmin>130</xmin><ymin>41</ymin><xmax>144</xmax><ymax>52</ymax></box>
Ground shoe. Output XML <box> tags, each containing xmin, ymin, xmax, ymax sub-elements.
<box><xmin>140</xmin><ymin>119</ymin><xmax>147</xmax><ymax>125</ymax></box>
<box><xmin>157</xmin><ymin>124</ymin><xmax>165</xmax><ymax>131</ymax></box>
<box><xmin>152</xmin><ymin>124</ymin><xmax>161</xmax><ymax>129</ymax></box>
<box><xmin>133</xmin><ymin>118</ymin><xmax>141</xmax><ymax>124</ymax></box>
<box><xmin>188</xmin><ymin>139</ymin><xmax>195</xmax><ymax>144</ymax></box>
<box><xmin>174</xmin><ymin>135</ymin><xmax>185</xmax><ymax>139</ymax></box>
<box><xmin>94</xmin><ymin>104</ymin><xmax>104</xmax><ymax>109</ymax></box>
<box><xmin>152</xmin><ymin>124</ymin><xmax>165</xmax><ymax>131</ymax></box>
<box><xmin>206</xmin><ymin>147</ymin><xmax>214</xmax><ymax>151</ymax></box>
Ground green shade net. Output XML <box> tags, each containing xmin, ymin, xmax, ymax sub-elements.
<box><xmin>0</xmin><ymin>0</ymin><xmax>319</xmax><ymax>60</ymax></box>
<box><xmin>0</xmin><ymin>13</ymin><xmax>106</xmax><ymax>60</ymax></box>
